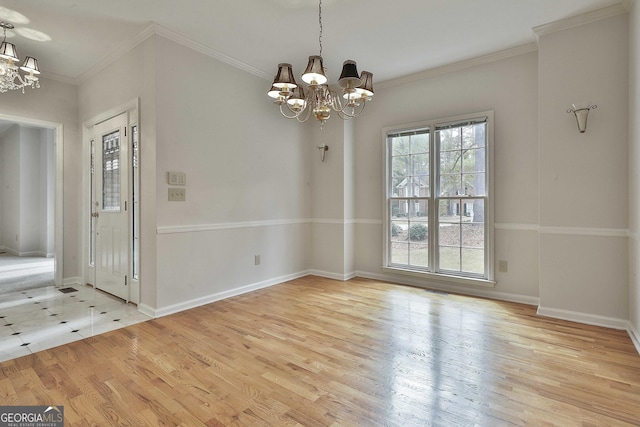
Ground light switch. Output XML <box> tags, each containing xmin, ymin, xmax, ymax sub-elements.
<box><xmin>168</xmin><ymin>187</ymin><xmax>186</xmax><ymax>201</ymax></box>
<box><xmin>168</xmin><ymin>171</ymin><xmax>186</xmax><ymax>185</ymax></box>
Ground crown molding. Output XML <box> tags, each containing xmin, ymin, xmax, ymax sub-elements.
<box><xmin>376</xmin><ymin>42</ymin><xmax>538</xmax><ymax>89</ymax></box>
<box><xmin>75</xmin><ymin>24</ymin><xmax>156</xmax><ymax>85</ymax></box>
<box><xmin>73</xmin><ymin>23</ymin><xmax>272</xmax><ymax>86</ymax></box>
<box><xmin>152</xmin><ymin>24</ymin><xmax>272</xmax><ymax>81</ymax></box>
<box><xmin>533</xmin><ymin>3</ymin><xmax>629</xmax><ymax>39</ymax></box>
<box><xmin>39</xmin><ymin>71</ymin><xmax>76</xmax><ymax>86</ymax></box>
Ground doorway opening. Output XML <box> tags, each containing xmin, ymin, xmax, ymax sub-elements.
<box><xmin>0</xmin><ymin>114</ymin><xmax>63</xmax><ymax>294</ymax></box>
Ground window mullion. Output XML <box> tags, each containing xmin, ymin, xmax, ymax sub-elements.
<box><xmin>429</xmin><ymin>126</ymin><xmax>437</xmax><ymax>272</ymax></box>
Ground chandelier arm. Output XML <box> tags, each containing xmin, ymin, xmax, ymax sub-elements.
<box><xmin>279</xmin><ymin>97</ymin><xmax>313</xmax><ymax>122</ymax></box>
<box><xmin>295</xmin><ymin>101</ymin><xmax>313</xmax><ymax>123</ymax></box>
<box><xmin>329</xmin><ymin>89</ymin><xmax>365</xmax><ymax>117</ymax></box>
<box><xmin>335</xmin><ymin>100</ymin><xmax>366</xmax><ymax>119</ymax></box>
<box><xmin>279</xmin><ymin>103</ymin><xmax>304</xmax><ymax>119</ymax></box>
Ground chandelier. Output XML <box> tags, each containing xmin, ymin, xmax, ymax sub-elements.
<box><xmin>267</xmin><ymin>0</ymin><xmax>374</xmax><ymax>126</ymax></box>
<box><xmin>0</xmin><ymin>21</ymin><xmax>41</xmax><ymax>94</ymax></box>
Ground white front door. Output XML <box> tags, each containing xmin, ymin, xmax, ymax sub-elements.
<box><xmin>94</xmin><ymin>113</ymin><xmax>129</xmax><ymax>301</ymax></box>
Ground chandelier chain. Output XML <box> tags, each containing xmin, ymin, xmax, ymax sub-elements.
<box><xmin>267</xmin><ymin>0</ymin><xmax>374</xmax><ymax>126</ymax></box>
<box><xmin>318</xmin><ymin>0</ymin><xmax>323</xmax><ymax>58</ymax></box>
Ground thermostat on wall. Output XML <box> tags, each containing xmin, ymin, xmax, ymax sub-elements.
<box><xmin>168</xmin><ymin>171</ymin><xmax>186</xmax><ymax>185</ymax></box>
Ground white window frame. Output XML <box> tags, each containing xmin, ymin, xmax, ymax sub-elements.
<box><xmin>382</xmin><ymin>111</ymin><xmax>495</xmax><ymax>287</ymax></box>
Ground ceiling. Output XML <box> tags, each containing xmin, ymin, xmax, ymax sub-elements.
<box><xmin>0</xmin><ymin>0</ymin><xmax>627</xmax><ymax>86</ymax></box>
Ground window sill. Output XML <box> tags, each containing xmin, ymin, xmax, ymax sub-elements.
<box><xmin>381</xmin><ymin>266</ymin><xmax>496</xmax><ymax>288</ymax></box>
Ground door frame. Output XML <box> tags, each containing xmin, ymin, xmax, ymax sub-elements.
<box><xmin>82</xmin><ymin>98</ymin><xmax>140</xmax><ymax>303</ymax></box>
<box><xmin>0</xmin><ymin>113</ymin><xmax>63</xmax><ymax>286</ymax></box>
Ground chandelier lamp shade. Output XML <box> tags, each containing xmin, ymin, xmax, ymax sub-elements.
<box><xmin>0</xmin><ymin>21</ymin><xmax>41</xmax><ymax>94</ymax></box>
<box><xmin>267</xmin><ymin>0</ymin><xmax>373</xmax><ymax>125</ymax></box>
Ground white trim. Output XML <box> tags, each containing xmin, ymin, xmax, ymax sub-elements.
<box><xmin>82</xmin><ymin>98</ymin><xmax>140</xmax><ymax>129</ymax></box>
<box><xmin>356</xmin><ymin>270</ymin><xmax>539</xmax><ymax>306</ymax></box>
<box><xmin>377</xmin><ymin>43</ymin><xmax>537</xmax><ymax>89</ymax></box>
<box><xmin>155</xmin><ymin>219</ymin><xmax>631</xmax><ymax>238</ymax></box>
<box><xmin>381</xmin><ymin>266</ymin><xmax>496</xmax><ymax>288</ymax></box>
<box><xmin>77</xmin><ymin>25</ymin><xmax>156</xmax><ymax>85</ymax></box>
<box><xmin>156</xmin><ymin>218</ymin><xmax>381</xmax><ymax>235</ymax></box>
<box><xmin>494</xmin><ymin>223</ymin><xmax>539</xmax><ymax>231</ymax></box>
<box><xmin>145</xmin><ymin>270</ymin><xmax>308</xmax><ymax>318</ymax></box>
<box><xmin>308</xmin><ymin>269</ymin><xmax>356</xmax><ymax>282</ymax></box>
<box><xmin>532</xmin><ymin>3</ymin><xmax>629</xmax><ymax>39</ymax></box>
<box><xmin>539</xmin><ymin>226</ymin><xmax>628</xmax><ymax>238</ymax></box>
<box><xmin>536</xmin><ymin>306</ymin><xmax>628</xmax><ymax>330</ymax></box>
<box><xmin>0</xmin><ymin>247</ymin><xmax>17</xmax><ymax>255</ymax></box>
<box><xmin>16</xmin><ymin>251</ymin><xmax>49</xmax><ymax>257</ymax></box>
<box><xmin>137</xmin><ymin>303</ymin><xmax>156</xmax><ymax>319</ymax></box>
<box><xmin>63</xmin><ymin>276</ymin><xmax>83</xmax><ymax>286</ymax></box>
<box><xmin>76</xmin><ymin>23</ymin><xmax>271</xmax><ymax>86</ymax></box>
<box><xmin>157</xmin><ymin>218</ymin><xmax>308</xmax><ymax>234</ymax></box>
<box><xmin>354</xmin><ymin>219</ymin><xmax>383</xmax><ymax>225</ymax></box>
<box><xmin>628</xmin><ymin>322</ymin><xmax>640</xmax><ymax>356</ymax></box>
<box><xmin>309</xmin><ymin>218</ymin><xmax>346</xmax><ymax>225</ymax></box>
<box><xmin>153</xmin><ymin>24</ymin><xmax>271</xmax><ymax>81</ymax></box>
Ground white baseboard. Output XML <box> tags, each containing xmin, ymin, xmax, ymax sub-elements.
<box><xmin>355</xmin><ymin>270</ymin><xmax>540</xmax><ymax>306</ymax></box>
<box><xmin>0</xmin><ymin>248</ymin><xmax>53</xmax><ymax>258</ymax></box>
<box><xmin>137</xmin><ymin>303</ymin><xmax>156</xmax><ymax>318</ymax></box>
<box><xmin>628</xmin><ymin>322</ymin><xmax>640</xmax><ymax>356</ymax></box>
<box><xmin>62</xmin><ymin>277</ymin><xmax>83</xmax><ymax>286</ymax></box>
<box><xmin>537</xmin><ymin>306</ymin><xmax>628</xmax><ymax>330</ymax></box>
<box><xmin>148</xmin><ymin>270</ymin><xmax>310</xmax><ymax>318</ymax></box>
<box><xmin>308</xmin><ymin>269</ymin><xmax>356</xmax><ymax>281</ymax></box>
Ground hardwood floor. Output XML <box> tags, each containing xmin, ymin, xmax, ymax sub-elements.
<box><xmin>1</xmin><ymin>276</ymin><xmax>639</xmax><ymax>426</ymax></box>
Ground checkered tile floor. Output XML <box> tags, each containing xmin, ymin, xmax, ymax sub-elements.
<box><xmin>0</xmin><ymin>284</ymin><xmax>151</xmax><ymax>362</ymax></box>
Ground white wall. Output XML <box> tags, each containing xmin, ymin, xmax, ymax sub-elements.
<box><xmin>0</xmin><ymin>77</ymin><xmax>79</xmax><ymax>278</ymax></box>
<box><xmin>537</xmin><ymin>12</ymin><xmax>629</xmax><ymax>326</ymax></box>
<box><xmin>0</xmin><ymin>126</ymin><xmax>55</xmax><ymax>257</ymax></box>
<box><xmin>20</xmin><ymin>127</ymin><xmax>43</xmax><ymax>254</ymax></box>
<box><xmin>153</xmin><ymin>36</ymin><xmax>309</xmax><ymax>313</ymax></box>
<box><xmin>628</xmin><ymin>0</ymin><xmax>640</xmax><ymax>347</ymax></box>
<box><xmin>0</xmin><ymin>125</ymin><xmax>20</xmax><ymax>253</ymax></box>
<box><xmin>352</xmin><ymin>50</ymin><xmax>540</xmax><ymax>302</ymax></box>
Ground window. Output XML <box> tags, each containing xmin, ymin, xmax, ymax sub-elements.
<box><xmin>384</xmin><ymin>111</ymin><xmax>494</xmax><ymax>284</ymax></box>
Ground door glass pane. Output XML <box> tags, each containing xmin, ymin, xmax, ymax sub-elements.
<box><xmin>102</xmin><ymin>130</ymin><xmax>120</xmax><ymax>211</ymax></box>
<box><xmin>132</xmin><ymin>125</ymin><xmax>139</xmax><ymax>280</ymax></box>
<box><xmin>90</xmin><ymin>140</ymin><xmax>95</xmax><ymax>266</ymax></box>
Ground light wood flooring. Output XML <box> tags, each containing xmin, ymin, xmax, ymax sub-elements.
<box><xmin>1</xmin><ymin>276</ymin><xmax>639</xmax><ymax>426</ymax></box>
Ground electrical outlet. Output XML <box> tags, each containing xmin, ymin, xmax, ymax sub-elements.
<box><xmin>168</xmin><ymin>187</ymin><xmax>186</xmax><ymax>201</ymax></box>
<box><xmin>255</xmin><ymin>255</ymin><xmax>261</xmax><ymax>265</ymax></box>
<box><xmin>498</xmin><ymin>260</ymin><xmax>508</xmax><ymax>273</ymax></box>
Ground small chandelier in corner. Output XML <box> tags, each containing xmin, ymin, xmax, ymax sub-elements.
<box><xmin>0</xmin><ymin>21</ymin><xmax>41</xmax><ymax>94</ymax></box>
<box><xmin>267</xmin><ymin>0</ymin><xmax>374</xmax><ymax>127</ymax></box>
